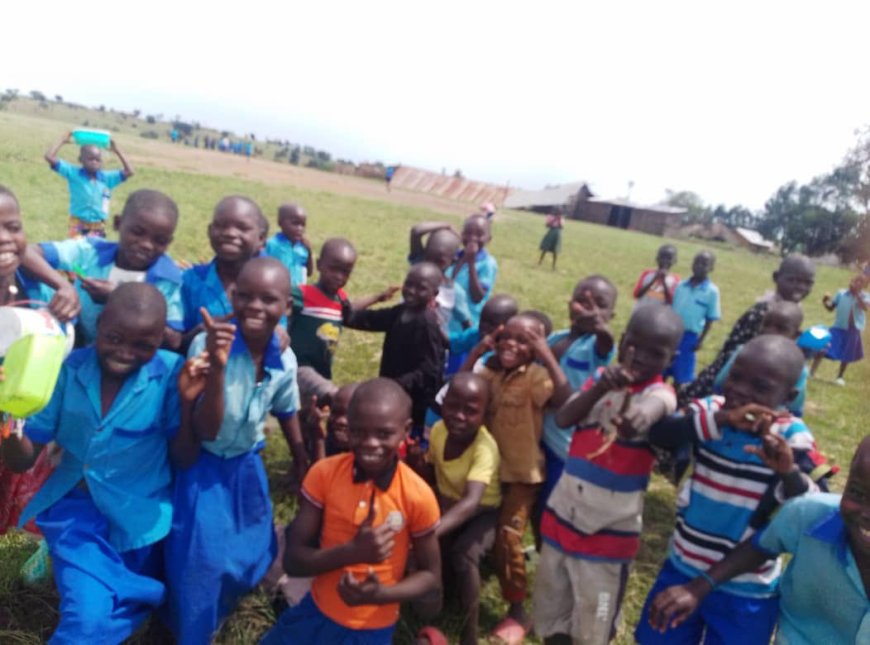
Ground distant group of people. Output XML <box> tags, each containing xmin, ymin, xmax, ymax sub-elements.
<box><xmin>0</xmin><ymin>130</ymin><xmax>867</xmax><ymax>645</ymax></box>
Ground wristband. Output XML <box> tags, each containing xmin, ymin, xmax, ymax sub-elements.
<box><xmin>698</xmin><ymin>570</ymin><xmax>717</xmax><ymax>590</ymax></box>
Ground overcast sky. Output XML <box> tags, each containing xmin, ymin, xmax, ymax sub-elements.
<box><xmin>4</xmin><ymin>1</ymin><xmax>869</xmax><ymax>209</ymax></box>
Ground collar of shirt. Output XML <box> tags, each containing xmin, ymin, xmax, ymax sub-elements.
<box><xmin>352</xmin><ymin>456</ymin><xmax>399</xmax><ymax>491</ymax></box>
<box><xmin>629</xmin><ymin>373</ymin><xmax>665</xmax><ymax>394</ymax></box>
<box><xmin>228</xmin><ymin>323</ymin><xmax>284</xmax><ymax>371</ymax></box>
<box><xmin>74</xmin><ymin>347</ymin><xmax>170</xmax><ymax>421</ymax></box>
<box><xmin>808</xmin><ymin>508</ymin><xmax>850</xmax><ymax>564</ymax></box>
<box><xmin>91</xmin><ymin>239</ymin><xmax>182</xmax><ymax>285</ymax></box>
<box><xmin>77</xmin><ymin>166</ymin><xmax>104</xmax><ymax>181</ymax></box>
<box><xmin>455</xmin><ymin>248</ymin><xmax>489</xmax><ymax>264</ymax></box>
<box><xmin>275</xmin><ymin>232</ymin><xmax>303</xmax><ymax>247</ymax></box>
<box><xmin>684</xmin><ymin>278</ymin><xmax>710</xmax><ymax>289</ymax></box>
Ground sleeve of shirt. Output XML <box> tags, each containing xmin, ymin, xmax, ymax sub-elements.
<box><xmin>343</xmin><ymin>304</ymin><xmax>399</xmax><ymax>332</ymax></box>
<box><xmin>270</xmin><ymin>356</ymin><xmax>301</xmax><ymax>420</ymax></box>
<box><xmin>161</xmin><ymin>357</ymin><xmax>183</xmax><ymax>439</ymax></box>
<box><xmin>466</xmin><ymin>434</ymin><xmax>499</xmax><ymax>485</ymax></box>
<box><xmin>53</xmin><ymin>159</ymin><xmax>75</xmax><ymax>179</ymax></box>
<box><xmin>752</xmin><ymin>495</ymin><xmax>812</xmax><ymax>557</ymax></box>
<box><xmin>180</xmin><ymin>269</ymin><xmax>199</xmax><ymax>332</ymax></box>
<box><xmin>103</xmin><ymin>170</ymin><xmax>126</xmax><ymax>189</ymax></box>
<box><xmin>478</xmin><ymin>256</ymin><xmax>498</xmax><ymax>294</ymax></box>
<box><xmin>831</xmin><ymin>291</ymin><xmax>843</xmax><ymax>308</ymax></box>
<box><xmin>39</xmin><ymin>237</ymin><xmax>94</xmax><ymax>271</ymax></box>
<box><xmin>23</xmin><ymin>360</ymin><xmax>71</xmax><ymax>444</ymax></box>
<box><xmin>157</xmin><ymin>280</ymin><xmax>184</xmax><ymax>331</ymax></box>
<box><xmin>407</xmin><ymin>472</ymin><xmax>441</xmax><ymax>538</ymax></box>
<box><xmin>300</xmin><ymin>459</ymin><xmax>329</xmax><ymax>509</ymax></box>
<box><xmin>708</xmin><ymin>286</ymin><xmax>722</xmax><ymax>321</ymax></box>
<box><xmin>531</xmin><ymin>365</ymin><xmax>555</xmax><ymax>408</ymax></box>
<box><xmin>643</xmin><ymin>384</ymin><xmax>678</xmax><ymax>418</ymax></box>
<box><xmin>264</xmin><ymin>236</ymin><xmax>280</xmax><ymax>260</ymax></box>
<box><xmin>449</xmin><ymin>327</ymin><xmax>479</xmax><ymax>355</ymax></box>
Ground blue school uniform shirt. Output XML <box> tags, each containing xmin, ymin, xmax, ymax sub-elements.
<box><xmin>52</xmin><ymin>159</ymin><xmax>127</xmax><ymax>222</ymax></box>
<box><xmin>180</xmin><ymin>260</ymin><xmax>233</xmax><ymax>332</ymax></box>
<box><xmin>671</xmin><ymin>278</ymin><xmax>721</xmax><ymax>335</ymax></box>
<box><xmin>265</xmin><ymin>233</ymin><xmax>310</xmax><ymax>287</ymax></box>
<box><xmin>713</xmin><ymin>348</ymin><xmax>808</xmax><ymax>417</ymax></box>
<box><xmin>15</xmin><ymin>268</ymin><xmax>56</xmax><ymax>304</ymax></box>
<box><xmin>188</xmin><ymin>328</ymin><xmax>300</xmax><ymax>459</ymax></box>
<box><xmin>20</xmin><ymin>347</ymin><xmax>182</xmax><ymax>552</ymax></box>
<box><xmin>40</xmin><ymin>238</ymin><xmax>183</xmax><ymax>344</ymax></box>
<box><xmin>542</xmin><ymin>331</ymin><xmax>615</xmax><ymax>460</ymax></box>
<box><xmin>753</xmin><ymin>494</ymin><xmax>870</xmax><ymax>645</ymax></box>
<box><xmin>448</xmin><ymin>249</ymin><xmax>498</xmax><ymax>333</ymax></box>
<box><xmin>831</xmin><ymin>288</ymin><xmax>870</xmax><ymax>331</ymax></box>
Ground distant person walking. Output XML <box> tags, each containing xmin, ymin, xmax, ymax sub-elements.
<box><xmin>385</xmin><ymin>164</ymin><xmax>398</xmax><ymax>192</ymax></box>
<box><xmin>480</xmin><ymin>201</ymin><xmax>497</xmax><ymax>221</ymax></box>
<box><xmin>44</xmin><ymin>130</ymin><xmax>134</xmax><ymax>238</ymax></box>
<box><xmin>538</xmin><ymin>208</ymin><xmax>564</xmax><ymax>270</ymax></box>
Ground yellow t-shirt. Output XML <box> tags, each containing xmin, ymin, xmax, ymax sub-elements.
<box><xmin>427</xmin><ymin>421</ymin><xmax>502</xmax><ymax>508</ymax></box>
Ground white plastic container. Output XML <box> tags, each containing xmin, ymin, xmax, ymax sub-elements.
<box><xmin>0</xmin><ymin>307</ymin><xmax>74</xmax><ymax>357</ymax></box>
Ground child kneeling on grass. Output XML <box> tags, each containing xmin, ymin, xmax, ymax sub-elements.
<box><xmin>410</xmin><ymin>373</ymin><xmax>501</xmax><ymax>645</ymax></box>
<box><xmin>0</xmin><ymin>283</ymin><xmax>181</xmax><ymax>643</ymax></box>
<box><xmin>534</xmin><ymin>303</ymin><xmax>683</xmax><ymax>645</ymax></box>
<box><xmin>635</xmin><ymin>334</ymin><xmax>827</xmax><ymax>645</ymax></box>
<box><xmin>262</xmin><ymin>378</ymin><xmax>441</xmax><ymax>645</ymax></box>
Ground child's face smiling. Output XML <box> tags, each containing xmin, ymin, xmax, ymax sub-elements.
<box><xmin>208</xmin><ymin>203</ymin><xmax>265</xmax><ymax>263</ymax></box>
<box><xmin>279</xmin><ymin>211</ymin><xmax>306</xmax><ymax>243</ymax></box>
<box><xmin>721</xmin><ymin>351</ymin><xmax>794</xmax><ymax>411</ymax></box>
<box><xmin>79</xmin><ymin>146</ymin><xmax>103</xmax><ymax>175</ymax></box>
<box><xmin>774</xmin><ymin>265</ymin><xmax>815</xmax><ymax>302</ymax></box>
<box><xmin>496</xmin><ymin>316</ymin><xmax>541</xmax><ymax>370</ymax></box>
<box><xmin>95</xmin><ymin>310</ymin><xmax>164</xmax><ymax>378</ymax></box>
<box><xmin>327</xmin><ymin>387</ymin><xmax>355</xmax><ymax>452</ymax></box>
<box><xmin>231</xmin><ymin>267</ymin><xmax>290</xmax><ymax>342</ymax></box>
<box><xmin>114</xmin><ymin>209</ymin><xmax>176</xmax><ymax>271</ymax></box>
<box><xmin>0</xmin><ymin>196</ymin><xmax>25</xmax><ymax>278</ymax></box>
<box><xmin>441</xmin><ymin>381</ymin><xmax>487</xmax><ymax>445</ymax></box>
<box><xmin>401</xmin><ymin>267</ymin><xmax>439</xmax><ymax>311</ymax></box>
<box><xmin>462</xmin><ymin>217</ymin><xmax>490</xmax><ymax>248</ymax></box>
<box><xmin>840</xmin><ymin>442</ymin><xmax>870</xmax><ymax>559</ymax></box>
<box><xmin>348</xmin><ymin>399</ymin><xmax>409</xmax><ymax>478</ymax></box>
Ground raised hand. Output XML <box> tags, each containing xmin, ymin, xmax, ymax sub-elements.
<box><xmin>178</xmin><ymin>351</ymin><xmax>210</xmax><ymax>404</ymax></box>
<box><xmin>301</xmin><ymin>395</ymin><xmax>328</xmax><ymax>437</ymax></box>
<box><xmin>376</xmin><ymin>285</ymin><xmax>401</xmax><ymax>303</ymax></box>
<box><xmin>717</xmin><ymin>403</ymin><xmax>778</xmax><ymax>433</ymax></box>
<box><xmin>599</xmin><ymin>346</ymin><xmax>637</xmax><ymax>391</ymax></box>
<box><xmin>744</xmin><ymin>428</ymin><xmax>795</xmax><ymax>475</ymax></box>
<box><xmin>351</xmin><ymin>494</ymin><xmax>396</xmax><ymax>564</ymax></box>
<box><xmin>47</xmin><ymin>279</ymin><xmax>81</xmax><ymax>322</ymax></box>
<box><xmin>337</xmin><ymin>568</ymin><xmax>382</xmax><ymax>606</ymax></box>
<box><xmin>201</xmin><ymin>308</ymin><xmax>236</xmax><ymax>367</ymax></box>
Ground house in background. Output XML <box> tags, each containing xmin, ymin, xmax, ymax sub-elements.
<box><xmin>733</xmin><ymin>227</ymin><xmax>775</xmax><ymax>253</ymax></box>
<box><xmin>504</xmin><ymin>182</ymin><xmax>686</xmax><ymax>237</ymax></box>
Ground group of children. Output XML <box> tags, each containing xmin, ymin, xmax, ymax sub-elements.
<box><xmin>0</xmin><ymin>136</ymin><xmax>866</xmax><ymax>645</ymax></box>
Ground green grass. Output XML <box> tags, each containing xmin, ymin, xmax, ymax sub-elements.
<box><xmin>1</xmin><ymin>106</ymin><xmax>868</xmax><ymax>644</ymax></box>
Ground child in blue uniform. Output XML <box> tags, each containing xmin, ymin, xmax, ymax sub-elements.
<box><xmin>44</xmin><ymin>130</ymin><xmax>135</xmax><ymax>238</ymax></box>
<box><xmin>180</xmin><ymin>195</ymin><xmax>269</xmax><ymax>350</ymax></box>
<box><xmin>810</xmin><ymin>274</ymin><xmax>869</xmax><ymax>385</ymax></box>
<box><xmin>265</xmin><ymin>203</ymin><xmax>313</xmax><ymax>288</ymax></box>
<box><xmin>0</xmin><ymin>283</ymin><xmax>181</xmax><ymax>644</ymax></box>
<box><xmin>666</xmin><ymin>250</ymin><xmax>721</xmax><ymax>385</ymax></box>
<box><xmin>20</xmin><ymin>189</ymin><xmax>184</xmax><ymax>349</ymax></box>
<box><xmin>165</xmin><ymin>257</ymin><xmax>307</xmax><ymax>645</ymax></box>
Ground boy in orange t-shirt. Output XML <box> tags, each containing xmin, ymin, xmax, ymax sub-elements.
<box><xmin>262</xmin><ymin>378</ymin><xmax>441</xmax><ymax>644</ymax></box>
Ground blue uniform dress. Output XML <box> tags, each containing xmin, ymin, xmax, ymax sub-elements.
<box><xmin>40</xmin><ymin>238</ymin><xmax>183</xmax><ymax>345</ymax></box>
<box><xmin>20</xmin><ymin>348</ymin><xmax>182</xmax><ymax>645</ymax></box>
<box><xmin>446</xmin><ymin>249</ymin><xmax>498</xmax><ymax>372</ymax></box>
<box><xmin>265</xmin><ymin>233</ymin><xmax>310</xmax><ymax>287</ymax></box>
<box><xmin>667</xmin><ymin>278</ymin><xmax>721</xmax><ymax>384</ymax></box>
<box><xmin>51</xmin><ymin>159</ymin><xmax>126</xmax><ymax>223</ymax></box>
<box><xmin>164</xmin><ymin>329</ymin><xmax>300</xmax><ymax>645</ymax></box>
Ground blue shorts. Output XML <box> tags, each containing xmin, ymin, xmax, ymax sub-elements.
<box><xmin>635</xmin><ymin>559</ymin><xmax>778</xmax><ymax>645</ymax></box>
<box><xmin>665</xmin><ymin>331</ymin><xmax>699</xmax><ymax>385</ymax></box>
<box><xmin>261</xmin><ymin>593</ymin><xmax>395</xmax><ymax>644</ymax></box>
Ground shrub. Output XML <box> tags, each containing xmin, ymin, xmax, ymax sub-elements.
<box><xmin>140</xmin><ymin>130</ymin><xmax>160</xmax><ymax>139</ymax></box>
<box><xmin>146</xmin><ymin>115</ymin><xmax>156</xmax><ymax>124</ymax></box>
<box><xmin>29</xmin><ymin>90</ymin><xmax>46</xmax><ymax>101</ymax></box>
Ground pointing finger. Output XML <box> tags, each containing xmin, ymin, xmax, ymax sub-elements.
<box><xmin>200</xmin><ymin>307</ymin><xmax>215</xmax><ymax>330</ymax></box>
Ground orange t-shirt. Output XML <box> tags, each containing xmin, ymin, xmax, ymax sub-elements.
<box><xmin>302</xmin><ymin>453</ymin><xmax>440</xmax><ymax>629</ymax></box>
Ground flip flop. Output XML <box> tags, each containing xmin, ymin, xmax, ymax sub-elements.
<box><xmin>417</xmin><ymin>626</ymin><xmax>449</xmax><ymax>645</ymax></box>
<box><xmin>489</xmin><ymin>616</ymin><xmax>528</xmax><ymax>645</ymax></box>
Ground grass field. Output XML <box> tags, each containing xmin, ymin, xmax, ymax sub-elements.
<box><xmin>1</xmin><ymin>105</ymin><xmax>867</xmax><ymax>644</ymax></box>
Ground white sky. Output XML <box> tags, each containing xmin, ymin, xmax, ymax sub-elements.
<box><xmin>4</xmin><ymin>1</ymin><xmax>870</xmax><ymax>209</ymax></box>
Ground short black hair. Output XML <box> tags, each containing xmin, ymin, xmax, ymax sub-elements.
<box><xmin>520</xmin><ymin>309</ymin><xmax>553</xmax><ymax>336</ymax></box>
<box><xmin>238</xmin><ymin>256</ymin><xmax>292</xmax><ymax>296</ymax></box>
<box><xmin>121</xmin><ymin>189</ymin><xmax>179</xmax><ymax>225</ymax></box>
<box><xmin>349</xmin><ymin>377</ymin><xmax>412</xmax><ymax>419</ymax></box>
<box><xmin>319</xmin><ymin>237</ymin><xmax>356</xmax><ymax>261</ymax></box>
<box><xmin>0</xmin><ymin>185</ymin><xmax>19</xmax><ymax>210</ymax></box>
<box><xmin>103</xmin><ymin>282</ymin><xmax>167</xmax><ymax>328</ymax></box>
<box><xmin>215</xmin><ymin>195</ymin><xmax>268</xmax><ymax>235</ymax></box>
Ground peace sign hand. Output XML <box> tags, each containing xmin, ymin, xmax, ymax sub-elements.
<box><xmin>200</xmin><ymin>307</ymin><xmax>236</xmax><ymax>368</ymax></box>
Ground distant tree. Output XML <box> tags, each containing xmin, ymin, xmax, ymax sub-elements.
<box><xmin>98</xmin><ymin>105</ymin><xmax>106</xmax><ymax>112</ymax></box>
<box><xmin>54</xmin><ymin>95</ymin><xmax>63</xmax><ymax>102</ymax></box>
<box><xmin>663</xmin><ymin>189</ymin><xmax>709</xmax><ymax>222</ymax></box>
<box><xmin>709</xmin><ymin>204</ymin><xmax>757</xmax><ymax>229</ymax></box>
<box><xmin>3</xmin><ymin>89</ymin><xmax>19</xmax><ymax>101</ymax></box>
<box><xmin>146</xmin><ymin>115</ymin><xmax>156</xmax><ymax>124</ymax></box>
<box><xmin>290</xmin><ymin>147</ymin><xmax>301</xmax><ymax>165</ymax></box>
<box><xmin>140</xmin><ymin>130</ymin><xmax>160</xmax><ymax>139</ymax></box>
<box><xmin>29</xmin><ymin>90</ymin><xmax>46</xmax><ymax>101</ymax></box>
<box><xmin>454</xmin><ymin>169</ymin><xmax>463</xmax><ymax>178</ymax></box>
<box><xmin>302</xmin><ymin>145</ymin><xmax>315</xmax><ymax>156</ymax></box>
<box><xmin>172</xmin><ymin>121</ymin><xmax>194</xmax><ymax>136</ymax></box>
<box><xmin>132</xmin><ymin>109</ymin><xmax>141</xmax><ymax>118</ymax></box>
<box><xmin>316</xmin><ymin>150</ymin><xmax>331</xmax><ymax>163</ymax></box>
